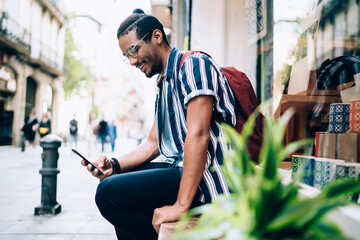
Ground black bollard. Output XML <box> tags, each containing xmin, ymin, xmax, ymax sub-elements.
<box><xmin>34</xmin><ymin>134</ymin><xmax>62</xmax><ymax>216</ymax></box>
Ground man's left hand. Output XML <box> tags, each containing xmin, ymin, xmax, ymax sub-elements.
<box><xmin>152</xmin><ymin>204</ymin><xmax>188</xmax><ymax>233</ymax></box>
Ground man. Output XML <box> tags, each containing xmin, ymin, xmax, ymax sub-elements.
<box><xmin>21</xmin><ymin>108</ymin><xmax>39</xmax><ymax>151</ymax></box>
<box><xmin>69</xmin><ymin>114</ymin><xmax>78</xmax><ymax>150</ymax></box>
<box><xmin>82</xmin><ymin>10</ymin><xmax>236</xmax><ymax>239</ymax></box>
<box><xmin>98</xmin><ymin>118</ymin><xmax>108</xmax><ymax>152</ymax></box>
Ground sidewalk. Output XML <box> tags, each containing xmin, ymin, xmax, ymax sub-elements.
<box><xmin>0</xmin><ymin>138</ymin><xmax>141</xmax><ymax>240</ymax></box>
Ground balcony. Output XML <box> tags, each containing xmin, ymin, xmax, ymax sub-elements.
<box><xmin>36</xmin><ymin>0</ymin><xmax>66</xmax><ymax>26</ymax></box>
<box><xmin>39</xmin><ymin>41</ymin><xmax>58</xmax><ymax>69</ymax></box>
<box><xmin>0</xmin><ymin>11</ymin><xmax>31</xmax><ymax>56</ymax></box>
<box><xmin>28</xmin><ymin>40</ymin><xmax>63</xmax><ymax>77</ymax></box>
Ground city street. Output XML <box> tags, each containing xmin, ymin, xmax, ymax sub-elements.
<box><xmin>0</xmin><ymin>138</ymin><xmax>141</xmax><ymax>240</ymax></box>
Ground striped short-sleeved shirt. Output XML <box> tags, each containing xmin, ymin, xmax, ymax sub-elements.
<box><xmin>155</xmin><ymin>48</ymin><xmax>236</xmax><ymax>203</ymax></box>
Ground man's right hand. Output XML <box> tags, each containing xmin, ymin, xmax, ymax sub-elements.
<box><xmin>81</xmin><ymin>155</ymin><xmax>114</xmax><ymax>180</ymax></box>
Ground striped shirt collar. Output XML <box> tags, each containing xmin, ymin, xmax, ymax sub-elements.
<box><xmin>164</xmin><ymin>48</ymin><xmax>180</xmax><ymax>81</ymax></box>
<box><xmin>156</xmin><ymin>48</ymin><xmax>178</xmax><ymax>86</ymax></box>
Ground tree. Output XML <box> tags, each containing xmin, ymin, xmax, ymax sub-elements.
<box><xmin>63</xmin><ymin>17</ymin><xmax>97</xmax><ymax>99</ymax></box>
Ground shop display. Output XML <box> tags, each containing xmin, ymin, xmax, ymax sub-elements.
<box><xmin>316</xmin><ymin>100</ymin><xmax>360</xmax><ymax>162</ymax></box>
<box><xmin>292</xmin><ymin>101</ymin><xmax>360</xmax><ymax>191</ymax></box>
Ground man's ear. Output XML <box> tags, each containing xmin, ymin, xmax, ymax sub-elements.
<box><xmin>152</xmin><ymin>29</ymin><xmax>163</xmax><ymax>45</ymax></box>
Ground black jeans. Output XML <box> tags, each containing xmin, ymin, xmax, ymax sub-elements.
<box><xmin>95</xmin><ymin>162</ymin><xmax>203</xmax><ymax>240</ymax></box>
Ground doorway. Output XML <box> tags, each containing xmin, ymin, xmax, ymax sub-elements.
<box><xmin>25</xmin><ymin>77</ymin><xmax>37</xmax><ymax>116</ymax></box>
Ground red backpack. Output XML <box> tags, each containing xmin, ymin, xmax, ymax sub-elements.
<box><xmin>179</xmin><ymin>51</ymin><xmax>263</xmax><ymax>162</ymax></box>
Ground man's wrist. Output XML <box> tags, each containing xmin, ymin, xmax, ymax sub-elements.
<box><xmin>174</xmin><ymin>200</ymin><xmax>191</xmax><ymax>213</ymax></box>
<box><xmin>111</xmin><ymin>157</ymin><xmax>121</xmax><ymax>174</ymax></box>
<box><xmin>108</xmin><ymin>158</ymin><xmax>115</xmax><ymax>175</ymax></box>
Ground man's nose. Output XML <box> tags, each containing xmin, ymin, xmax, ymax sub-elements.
<box><xmin>129</xmin><ymin>56</ymin><xmax>138</xmax><ymax>66</ymax></box>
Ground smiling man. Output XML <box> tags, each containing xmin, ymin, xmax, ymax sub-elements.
<box><xmin>82</xmin><ymin>10</ymin><xmax>236</xmax><ymax>240</ymax></box>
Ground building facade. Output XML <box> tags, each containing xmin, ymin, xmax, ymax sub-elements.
<box><xmin>0</xmin><ymin>0</ymin><xmax>66</xmax><ymax>146</ymax></box>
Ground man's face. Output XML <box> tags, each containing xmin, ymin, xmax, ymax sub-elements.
<box><xmin>118</xmin><ymin>30</ymin><xmax>163</xmax><ymax>78</ymax></box>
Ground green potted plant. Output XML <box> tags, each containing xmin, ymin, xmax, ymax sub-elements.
<box><xmin>175</xmin><ymin>108</ymin><xmax>360</xmax><ymax>240</ymax></box>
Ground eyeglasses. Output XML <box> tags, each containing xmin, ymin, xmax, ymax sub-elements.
<box><xmin>123</xmin><ymin>32</ymin><xmax>150</xmax><ymax>64</ymax></box>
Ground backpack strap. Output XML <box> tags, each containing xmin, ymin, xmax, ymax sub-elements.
<box><xmin>178</xmin><ymin>50</ymin><xmax>206</xmax><ymax>72</ymax></box>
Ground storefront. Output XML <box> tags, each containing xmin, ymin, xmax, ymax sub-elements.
<box><xmin>0</xmin><ymin>61</ymin><xmax>17</xmax><ymax>145</ymax></box>
<box><xmin>273</xmin><ymin>0</ymin><xmax>360</xmax><ymax>144</ymax></box>
<box><xmin>161</xmin><ymin>0</ymin><xmax>360</xmax><ymax>238</ymax></box>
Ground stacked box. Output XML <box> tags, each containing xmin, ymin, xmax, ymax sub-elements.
<box><xmin>291</xmin><ymin>155</ymin><xmax>314</xmax><ymax>186</ymax></box>
<box><xmin>335</xmin><ymin>162</ymin><xmax>360</xmax><ymax>180</ymax></box>
<box><xmin>337</xmin><ymin>133</ymin><xmax>360</xmax><ymax>163</ymax></box>
<box><xmin>313</xmin><ymin>158</ymin><xmax>345</xmax><ymax>189</ymax></box>
<box><xmin>314</xmin><ymin>132</ymin><xmax>326</xmax><ymax>157</ymax></box>
<box><xmin>317</xmin><ymin>132</ymin><xmax>336</xmax><ymax>158</ymax></box>
<box><xmin>329</xmin><ymin>103</ymin><xmax>350</xmax><ymax>133</ymax></box>
<box><xmin>350</xmin><ymin>100</ymin><xmax>360</xmax><ymax>133</ymax></box>
<box><xmin>335</xmin><ymin>162</ymin><xmax>360</xmax><ymax>202</ymax></box>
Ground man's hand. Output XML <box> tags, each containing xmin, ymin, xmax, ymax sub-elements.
<box><xmin>81</xmin><ymin>155</ymin><xmax>114</xmax><ymax>180</ymax></box>
<box><xmin>152</xmin><ymin>203</ymin><xmax>189</xmax><ymax>233</ymax></box>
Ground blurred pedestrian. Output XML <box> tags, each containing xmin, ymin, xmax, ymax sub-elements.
<box><xmin>38</xmin><ymin>112</ymin><xmax>51</xmax><ymax>138</ymax></box>
<box><xmin>98</xmin><ymin>118</ymin><xmax>108</xmax><ymax>152</ymax></box>
<box><xmin>108</xmin><ymin>119</ymin><xmax>117</xmax><ymax>152</ymax></box>
<box><xmin>69</xmin><ymin>114</ymin><xmax>78</xmax><ymax>150</ymax></box>
<box><xmin>20</xmin><ymin>108</ymin><xmax>39</xmax><ymax>151</ymax></box>
<box><xmin>93</xmin><ymin>122</ymin><xmax>100</xmax><ymax>149</ymax></box>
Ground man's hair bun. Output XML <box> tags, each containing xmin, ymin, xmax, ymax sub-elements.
<box><xmin>132</xmin><ymin>8</ymin><xmax>145</xmax><ymax>14</ymax></box>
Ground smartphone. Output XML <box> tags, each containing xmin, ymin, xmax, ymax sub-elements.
<box><xmin>71</xmin><ymin>149</ymin><xmax>103</xmax><ymax>175</ymax></box>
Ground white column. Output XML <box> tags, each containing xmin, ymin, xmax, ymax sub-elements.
<box><xmin>10</xmin><ymin>58</ymin><xmax>27</xmax><ymax>146</ymax></box>
<box><xmin>191</xmin><ymin>0</ymin><xmax>226</xmax><ymax>65</ymax></box>
<box><xmin>51</xmin><ymin>77</ymin><xmax>64</xmax><ymax>135</ymax></box>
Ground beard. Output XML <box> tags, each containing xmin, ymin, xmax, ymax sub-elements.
<box><xmin>144</xmin><ymin>55</ymin><xmax>163</xmax><ymax>78</ymax></box>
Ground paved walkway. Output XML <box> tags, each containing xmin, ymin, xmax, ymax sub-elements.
<box><xmin>0</xmin><ymin>138</ymin><xmax>141</xmax><ymax>240</ymax></box>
